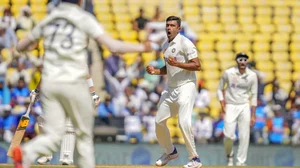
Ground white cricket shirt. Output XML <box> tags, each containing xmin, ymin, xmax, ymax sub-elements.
<box><xmin>162</xmin><ymin>33</ymin><xmax>197</xmax><ymax>88</ymax></box>
<box><xmin>28</xmin><ymin>3</ymin><xmax>105</xmax><ymax>83</ymax></box>
<box><xmin>217</xmin><ymin>66</ymin><xmax>258</xmax><ymax>106</ymax></box>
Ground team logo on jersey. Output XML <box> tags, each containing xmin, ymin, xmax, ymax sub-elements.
<box><xmin>172</xmin><ymin>48</ymin><xmax>176</xmax><ymax>53</ymax></box>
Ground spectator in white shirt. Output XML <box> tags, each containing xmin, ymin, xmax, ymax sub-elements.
<box><xmin>195</xmin><ymin>80</ymin><xmax>210</xmax><ymax>109</ymax></box>
<box><xmin>124</xmin><ymin>102</ymin><xmax>143</xmax><ymax>143</ymax></box>
<box><xmin>193</xmin><ymin>112</ymin><xmax>213</xmax><ymax>143</ymax></box>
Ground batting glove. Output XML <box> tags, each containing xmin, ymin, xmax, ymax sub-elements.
<box><xmin>30</xmin><ymin>89</ymin><xmax>40</xmax><ymax>102</ymax></box>
<box><xmin>91</xmin><ymin>92</ymin><xmax>100</xmax><ymax>107</ymax></box>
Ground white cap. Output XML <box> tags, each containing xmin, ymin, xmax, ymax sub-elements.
<box><xmin>138</xmin><ymin>80</ymin><xmax>149</xmax><ymax>89</ymax></box>
<box><xmin>295</xmin><ymin>98</ymin><xmax>300</xmax><ymax>105</ymax></box>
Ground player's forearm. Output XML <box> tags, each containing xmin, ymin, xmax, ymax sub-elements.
<box><xmin>251</xmin><ymin>106</ymin><xmax>256</xmax><ymax>117</ymax></box>
<box><xmin>96</xmin><ymin>34</ymin><xmax>146</xmax><ymax>53</ymax></box>
<box><xmin>16</xmin><ymin>37</ymin><xmax>37</xmax><ymax>52</ymax></box>
<box><xmin>153</xmin><ymin>66</ymin><xmax>167</xmax><ymax>75</ymax></box>
<box><xmin>86</xmin><ymin>76</ymin><xmax>95</xmax><ymax>94</ymax></box>
<box><xmin>176</xmin><ymin>62</ymin><xmax>201</xmax><ymax>71</ymax></box>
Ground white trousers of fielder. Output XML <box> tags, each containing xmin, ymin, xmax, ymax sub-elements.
<box><xmin>156</xmin><ymin>82</ymin><xmax>199</xmax><ymax>160</ymax></box>
<box><xmin>223</xmin><ymin>103</ymin><xmax>250</xmax><ymax>164</ymax></box>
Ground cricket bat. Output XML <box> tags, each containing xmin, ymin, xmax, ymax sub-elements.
<box><xmin>7</xmin><ymin>95</ymin><xmax>36</xmax><ymax>157</ymax></box>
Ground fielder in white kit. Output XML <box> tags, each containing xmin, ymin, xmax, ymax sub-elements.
<box><xmin>217</xmin><ymin>53</ymin><xmax>258</xmax><ymax>166</ymax></box>
<box><xmin>146</xmin><ymin>16</ymin><xmax>202</xmax><ymax>168</ymax></box>
<box><xmin>12</xmin><ymin>0</ymin><xmax>154</xmax><ymax>167</ymax></box>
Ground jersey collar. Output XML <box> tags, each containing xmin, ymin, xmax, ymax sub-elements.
<box><xmin>168</xmin><ymin>33</ymin><xmax>181</xmax><ymax>45</ymax></box>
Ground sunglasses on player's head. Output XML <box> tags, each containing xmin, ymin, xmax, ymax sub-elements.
<box><xmin>237</xmin><ymin>58</ymin><xmax>248</xmax><ymax>62</ymax></box>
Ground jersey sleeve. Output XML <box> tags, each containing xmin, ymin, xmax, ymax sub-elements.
<box><xmin>28</xmin><ymin>22</ymin><xmax>44</xmax><ymax>42</ymax></box>
<box><xmin>183</xmin><ymin>40</ymin><xmax>198</xmax><ymax>60</ymax></box>
<box><xmin>84</xmin><ymin>15</ymin><xmax>105</xmax><ymax>39</ymax></box>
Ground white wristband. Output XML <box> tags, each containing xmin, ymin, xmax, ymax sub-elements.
<box><xmin>86</xmin><ymin>78</ymin><xmax>94</xmax><ymax>87</ymax></box>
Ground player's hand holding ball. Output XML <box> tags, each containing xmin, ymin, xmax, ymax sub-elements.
<box><xmin>146</xmin><ymin>65</ymin><xmax>155</xmax><ymax>75</ymax></box>
<box><xmin>91</xmin><ymin>93</ymin><xmax>100</xmax><ymax>107</ymax></box>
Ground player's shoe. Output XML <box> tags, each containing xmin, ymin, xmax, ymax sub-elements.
<box><xmin>37</xmin><ymin>155</ymin><xmax>53</xmax><ymax>164</ymax></box>
<box><xmin>12</xmin><ymin>146</ymin><xmax>23</xmax><ymax>168</ymax></box>
<box><xmin>155</xmin><ymin>147</ymin><xmax>179</xmax><ymax>166</ymax></box>
<box><xmin>61</xmin><ymin>159</ymin><xmax>72</xmax><ymax>165</ymax></box>
<box><xmin>183</xmin><ymin>157</ymin><xmax>202</xmax><ymax>168</ymax></box>
<box><xmin>236</xmin><ymin>162</ymin><xmax>247</xmax><ymax>166</ymax></box>
<box><xmin>227</xmin><ymin>154</ymin><xmax>234</xmax><ymax>166</ymax></box>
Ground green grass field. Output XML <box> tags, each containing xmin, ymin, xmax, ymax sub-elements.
<box><xmin>0</xmin><ymin>165</ymin><xmax>296</xmax><ymax>168</ymax></box>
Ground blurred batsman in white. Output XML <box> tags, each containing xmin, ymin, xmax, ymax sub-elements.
<box><xmin>12</xmin><ymin>0</ymin><xmax>156</xmax><ymax>167</ymax></box>
<box><xmin>217</xmin><ymin>53</ymin><xmax>258</xmax><ymax>166</ymax></box>
<box><xmin>32</xmin><ymin>73</ymin><xmax>100</xmax><ymax>165</ymax></box>
<box><xmin>146</xmin><ymin>16</ymin><xmax>202</xmax><ymax>168</ymax></box>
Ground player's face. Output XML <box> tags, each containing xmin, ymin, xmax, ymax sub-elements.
<box><xmin>166</xmin><ymin>20</ymin><xmax>181</xmax><ymax>41</ymax></box>
<box><xmin>236</xmin><ymin>57</ymin><xmax>248</xmax><ymax>69</ymax></box>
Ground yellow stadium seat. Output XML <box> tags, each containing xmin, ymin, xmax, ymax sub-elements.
<box><xmin>183</xmin><ymin>0</ymin><xmax>198</xmax><ymax>6</ymax></box>
<box><xmin>292</xmin><ymin>33</ymin><xmax>300</xmax><ymax>42</ymax></box>
<box><xmin>0</xmin><ymin>0</ymin><xmax>9</xmax><ymax>5</ymax></box>
<box><xmin>197</xmin><ymin>41</ymin><xmax>214</xmax><ymax>52</ymax></box>
<box><xmin>275</xmin><ymin>62</ymin><xmax>292</xmax><ymax>71</ymax></box>
<box><xmin>202</xmin><ymin>14</ymin><xmax>218</xmax><ymax>23</ymax></box>
<box><xmin>220</xmin><ymin>15</ymin><xmax>236</xmax><ymax>23</ymax></box>
<box><xmin>256</xmin><ymin>61</ymin><xmax>274</xmax><ymax>71</ymax></box>
<box><xmin>276</xmin><ymin>24</ymin><xmax>293</xmax><ymax>33</ymax></box>
<box><xmin>30</xmin><ymin>0</ymin><xmax>49</xmax><ymax>3</ymax></box>
<box><xmin>291</xmin><ymin>52</ymin><xmax>300</xmax><ymax>61</ymax></box>
<box><xmin>253</xmin><ymin>52</ymin><xmax>271</xmax><ymax>61</ymax></box>
<box><xmin>235</xmin><ymin>33</ymin><xmax>254</xmax><ymax>41</ymax></box>
<box><xmin>11</xmin><ymin>0</ymin><xmax>28</xmax><ymax>5</ymax></box>
<box><xmin>254</xmin><ymin>33</ymin><xmax>271</xmax><ymax>42</ymax></box>
<box><xmin>115</xmin><ymin>23</ymin><xmax>132</xmax><ymax>31</ymax></box>
<box><xmin>292</xmin><ymin>16</ymin><xmax>300</xmax><ymax>25</ymax></box>
<box><xmin>220</xmin><ymin>61</ymin><xmax>236</xmax><ymax>70</ymax></box>
<box><xmin>274</xmin><ymin>7</ymin><xmax>290</xmax><ymax>16</ymax></box>
<box><xmin>238</xmin><ymin>15</ymin><xmax>254</xmax><ymax>24</ymax></box>
<box><xmin>272</xmin><ymin>33</ymin><xmax>290</xmax><ymax>42</ymax></box>
<box><xmin>202</xmin><ymin>70</ymin><xmax>220</xmax><ymax>80</ymax></box>
<box><xmin>201</xmin><ymin>60</ymin><xmax>219</xmax><ymax>70</ymax></box>
<box><xmin>275</xmin><ymin>71</ymin><xmax>292</xmax><ymax>81</ymax></box>
<box><xmin>253</xmin><ymin>0</ymin><xmax>270</xmax><ymax>6</ymax></box>
<box><xmin>123</xmin><ymin>53</ymin><xmax>139</xmax><ymax>65</ymax></box>
<box><xmin>261</xmin><ymin>71</ymin><xmax>275</xmax><ymax>82</ymax></box>
<box><xmin>112</xmin><ymin>5</ymin><xmax>128</xmax><ymax>14</ymax></box>
<box><xmin>293</xmin><ymin>62</ymin><xmax>300</xmax><ymax>72</ymax></box>
<box><xmin>220</xmin><ymin>6</ymin><xmax>235</xmax><ymax>15</ymax></box>
<box><xmin>241</xmin><ymin>24</ymin><xmax>258</xmax><ymax>33</ymax></box>
<box><xmin>31</xmin><ymin>4</ymin><xmax>47</xmax><ymax>13</ymax></box>
<box><xmin>96</xmin><ymin>13</ymin><xmax>113</xmax><ymax>23</ymax></box>
<box><xmin>205</xmin><ymin>80</ymin><xmax>219</xmax><ymax>91</ymax></box>
<box><xmin>218</xmin><ymin>0</ymin><xmax>235</xmax><ymax>6</ymax></box>
<box><xmin>205</xmin><ymin>24</ymin><xmax>223</xmax><ymax>33</ymax></box>
<box><xmin>111</xmin><ymin>0</ymin><xmax>126</xmax><ymax>5</ymax></box>
<box><xmin>32</xmin><ymin>13</ymin><xmax>46</xmax><ymax>22</ymax></box>
<box><xmin>183</xmin><ymin>6</ymin><xmax>200</xmax><ymax>15</ymax></box>
<box><xmin>1</xmin><ymin>48</ymin><xmax>12</xmax><ymax>61</ymax></box>
<box><xmin>185</xmin><ymin>15</ymin><xmax>201</xmax><ymax>25</ymax></box>
<box><xmin>271</xmin><ymin>0</ymin><xmax>288</xmax><ymax>7</ymax></box>
<box><xmin>114</xmin><ymin>14</ymin><xmax>131</xmax><ymax>23</ymax></box>
<box><xmin>30</xmin><ymin>49</ymin><xmax>39</xmax><ymax>57</ymax></box>
<box><xmin>119</xmin><ymin>31</ymin><xmax>138</xmax><ymax>41</ymax></box>
<box><xmin>101</xmin><ymin>22</ymin><xmax>115</xmax><ymax>32</ymax></box>
<box><xmin>256</xmin><ymin>15</ymin><xmax>272</xmax><ymax>24</ymax></box>
<box><xmin>236</xmin><ymin>0</ymin><xmax>252</xmax><ymax>6</ymax></box>
<box><xmin>216</xmin><ymin>41</ymin><xmax>232</xmax><ymax>51</ymax></box>
<box><xmin>198</xmin><ymin>33</ymin><xmax>217</xmax><ymax>41</ymax></box>
<box><xmin>253</xmin><ymin>42</ymin><xmax>270</xmax><ymax>52</ymax></box>
<box><xmin>292</xmin><ymin>7</ymin><xmax>300</xmax><ymax>16</ymax></box>
<box><xmin>273</xmin><ymin>16</ymin><xmax>289</xmax><ymax>24</ymax></box>
<box><xmin>290</xmin><ymin>42</ymin><xmax>300</xmax><ymax>52</ymax></box>
<box><xmin>224</xmin><ymin>24</ymin><xmax>240</xmax><ymax>32</ymax></box>
<box><xmin>280</xmin><ymin>82</ymin><xmax>292</xmax><ymax>93</ymax></box>
<box><xmin>200</xmin><ymin>0</ymin><xmax>217</xmax><ymax>6</ymax></box>
<box><xmin>189</xmin><ymin>23</ymin><xmax>205</xmax><ymax>34</ymax></box>
<box><xmin>94</xmin><ymin>5</ymin><xmax>110</xmax><ymax>14</ymax></box>
<box><xmin>199</xmin><ymin>51</ymin><xmax>216</xmax><ymax>60</ymax></box>
<box><xmin>234</xmin><ymin>41</ymin><xmax>251</xmax><ymax>53</ymax></box>
<box><xmin>238</xmin><ymin>6</ymin><xmax>254</xmax><ymax>15</ymax></box>
<box><xmin>93</xmin><ymin>0</ymin><xmax>109</xmax><ymax>5</ymax></box>
<box><xmin>217</xmin><ymin>33</ymin><xmax>236</xmax><ymax>41</ymax></box>
<box><xmin>272</xmin><ymin>52</ymin><xmax>289</xmax><ymax>62</ymax></box>
<box><xmin>141</xmin><ymin>52</ymin><xmax>155</xmax><ymax>65</ymax></box>
<box><xmin>272</xmin><ymin>42</ymin><xmax>288</xmax><ymax>52</ymax></box>
<box><xmin>16</xmin><ymin>29</ymin><xmax>29</xmax><ymax>40</ymax></box>
<box><xmin>259</xmin><ymin>24</ymin><xmax>275</xmax><ymax>33</ymax></box>
<box><xmin>107</xmin><ymin>31</ymin><xmax>119</xmax><ymax>39</ymax></box>
<box><xmin>256</xmin><ymin>6</ymin><xmax>272</xmax><ymax>15</ymax></box>
<box><xmin>217</xmin><ymin>51</ymin><xmax>234</xmax><ymax>61</ymax></box>
<box><xmin>293</xmin><ymin>71</ymin><xmax>300</xmax><ymax>81</ymax></box>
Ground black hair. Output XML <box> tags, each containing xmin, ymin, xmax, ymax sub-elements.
<box><xmin>166</xmin><ymin>16</ymin><xmax>181</xmax><ymax>27</ymax></box>
<box><xmin>62</xmin><ymin>0</ymin><xmax>79</xmax><ymax>4</ymax></box>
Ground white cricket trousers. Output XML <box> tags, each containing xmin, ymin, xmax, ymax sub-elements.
<box><xmin>156</xmin><ymin>82</ymin><xmax>198</xmax><ymax>160</ymax></box>
<box><xmin>223</xmin><ymin>103</ymin><xmax>250</xmax><ymax>164</ymax></box>
<box><xmin>22</xmin><ymin>81</ymin><xmax>95</xmax><ymax>168</ymax></box>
